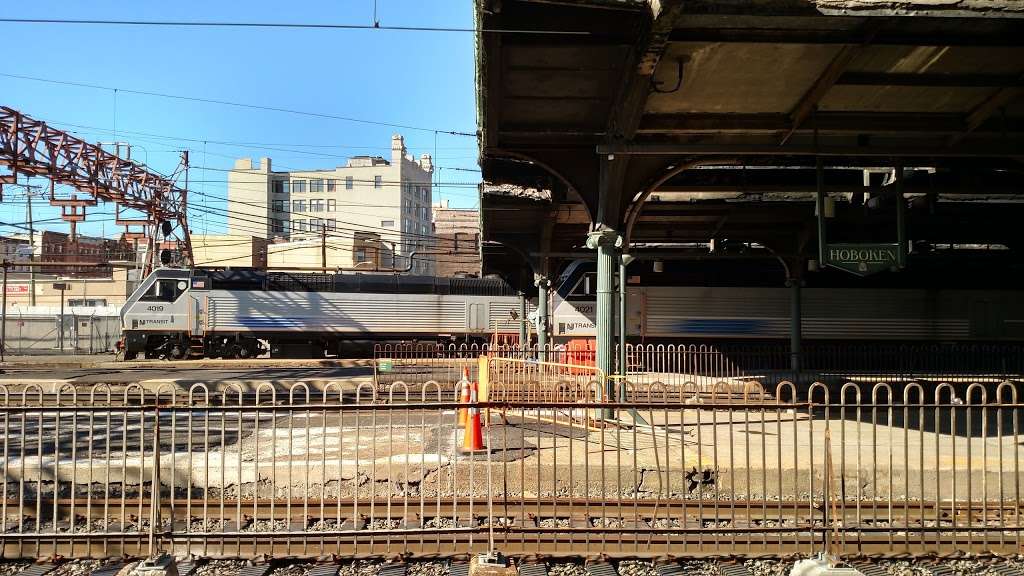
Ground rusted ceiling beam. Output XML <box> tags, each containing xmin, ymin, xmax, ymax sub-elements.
<box><xmin>781</xmin><ymin>23</ymin><xmax>878</xmax><ymax>145</ymax></box>
<box><xmin>636</xmin><ymin>112</ymin><xmax>1019</xmax><ymax>135</ymax></box>
<box><xmin>597</xmin><ymin>141</ymin><xmax>1024</xmax><ymax>158</ymax></box>
<box><xmin>947</xmin><ymin>73</ymin><xmax>1024</xmax><ymax>146</ymax></box>
<box><xmin>667</xmin><ymin>27</ymin><xmax>1024</xmax><ymax>48</ymax></box>
<box><xmin>837</xmin><ymin>72</ymin><xmax>1024</xmax><ymax>88</ymax></box>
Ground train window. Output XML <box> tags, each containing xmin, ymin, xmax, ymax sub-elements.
<box><xmin>140</xmin><ymin>279</ymin><xmax>185</xmax><ymax>303</ymax></box>
<box><xmin>568</xmin><ymin>273</ymin><xmax>596</xmax><ymax>297</ymax></box>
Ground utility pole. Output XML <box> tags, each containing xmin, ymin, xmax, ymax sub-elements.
<box><xmin>26</xmin><ymin>186</ymin><xmax>36</xmax><ymax>306</ymax></box>
<box><xmin>321</xmin><ymin>226</ymin><xmax>327</xmax><ymax>274</ymax></box>
<box><xmin>2</xmin><ymin>261</ymin><xmax>8</xmax><ymax>363</ymax></box>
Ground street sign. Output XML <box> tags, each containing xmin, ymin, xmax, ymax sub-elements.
<box><xmin>52</xmin><ymin>283</ymin><xmax>68</xmax><ymax>291</ymax></box>
<box><xmin>825</xmin><ymin>243</ymin><xmax>900</xmax><ymax>277</ymax></box>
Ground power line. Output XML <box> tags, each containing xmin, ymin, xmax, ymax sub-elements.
<box><xmin>0</xmin><ymin>71</ymin><xmax>477</xmax><ymax>136</ymax></box>
<box><xmin>0</xmin><ymin>17</ymin><xmax>591</xmax><ymax>36</ymax></box>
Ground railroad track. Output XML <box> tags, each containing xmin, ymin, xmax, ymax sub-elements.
<box><xmin>3</xmin><ymin>497</ymin><xmax>1023</xmax><ymax>559</ymax></box>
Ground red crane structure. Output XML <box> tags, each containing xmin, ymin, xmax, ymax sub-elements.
<box><xmin>0</xmin><ymin>105</ymin><xmax>193</xmax><ymax>275</ymax></box>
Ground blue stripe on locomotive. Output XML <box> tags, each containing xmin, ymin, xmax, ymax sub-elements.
<box><xmin>674</xmin><ymin>319</ymin><xmax>766</xmax><ymax>334</ymax></box>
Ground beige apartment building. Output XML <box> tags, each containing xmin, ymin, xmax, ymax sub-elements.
<box><xmin>227</xmin><ymin>134</ymin><xmax>435</xmax><ymax>274</ymax></box>
<box><xmin>192</xmin><ymin>235</ymin><xmax>270</xmax><ymax>268</ymax></box>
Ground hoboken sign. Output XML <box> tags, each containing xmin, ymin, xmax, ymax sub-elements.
<box><xmin>825</xmin><ymin>243</ymin><xmax>900</xmax><ymax>277</ymax></box>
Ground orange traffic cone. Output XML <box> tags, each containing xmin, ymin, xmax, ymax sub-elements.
<box><xmin>461</xmin><ymin>381</ymin><xmax>486</xmax><ymax>453</ymax></box>
<box><xmin>457</xmin><ymin>367</ymin><xmax>471</xmax><ymax>426</ymax></box>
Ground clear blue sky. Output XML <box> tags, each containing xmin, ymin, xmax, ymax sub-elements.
<box><xmin>0</xmin><ymin>1</ymin><xmax>480</xmax><ymax>239</ymax></box>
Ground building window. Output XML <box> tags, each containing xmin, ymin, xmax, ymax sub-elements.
<box><xmin>272</xmin><ymin>200</ymin><xmax>285</xmax><ymax>212</ymax></box>
<box><xmin>421</xmin><ymin>187</ymin><xmax>428</xmax><ymax>202</ymax></box>
<box><xmin>294</xmin><ymin>219</ymin><xmax>306</xmax><ymax>232</ymax></box>
<box><xmin>312</xmin><ymin>218</ymin><xmax>326</xmax><ymax>232</ymax></box>
<box><xmin>327</xmin><ymin>219</ymin><xmax>337</xmax><ymax>231</ymax></box>
<box><xmin>327</xmin><ymin>199</ymin><xmax>336</xmax><ymax>212</ymax></box>
<box><xmin>345</xmin><ymin>176</ymin><xmax>353</xmax><ymax>190</ymax></box>
<box><xmin>381</xmin><ymin>219</ymin><xmax>394</xmax><ymax>228</ymax></box>
<box><xmin>310</xmin><ymin>199</ymin><xmax>324</xmax><ymax>212</ymax></box>
<box><xmin>68</xmin><ymin>298</ymin><xmax>107</xmax><ymax>307</ymax></box>
<box><xmin>310</xmin><ymin>178</ymin><xmax>324</xmax><ymax>193</ymax></box>
<box><xmin>271</xmin><ymin>219</ymin><xmax>284</xmax><ymax>233</ymax></box>
<box><xmin>292</xmin><ymin>200</ymin><xmax>306</xmax><ymax>213</ymax></box>
<box><xmin>355</xmin><ymin>249</ymin><xmax>367</xmax><ymax>263</ymax></box>
<box><xmin>293</xmin><ymin>180</ymin><xmax>307</xmax><ymax>193</ymax></box>
<box><xmin>327</xmin><ymin>179</ymin><xmax>337</xmax><ymax>192</ymax></box>
<box><xmin>374</xmin><ymin>175</ymin><xmax>382</xmax><ymax>189</ymax></box>
<box><xmin>273</xmin><ymin>180</ymin><xmax>289</xmax><ymax>194</ymax></box>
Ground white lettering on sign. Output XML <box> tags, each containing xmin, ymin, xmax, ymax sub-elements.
<box><xmin>4</xmin><ymin>285</ymin><xmax>29</xmax><ymax>294</ymax></box>
<box><xmin>828</xmin><ymin>247</ymin><xmax>897</xmax><ymax>264</ymax></box>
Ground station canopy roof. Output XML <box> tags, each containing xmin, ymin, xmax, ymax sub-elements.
<box><xmin>475</xmin><ymin>0</ymin><xmax>1024</xmax><ymax>290</ymax></box>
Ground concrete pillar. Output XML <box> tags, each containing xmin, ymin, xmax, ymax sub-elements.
<box><xmin>518</xmin><ymin>292</ymin><xmax>528</xmax><ymax>348</ymax></box>
<box><xmin>534</xmin><ymin>275</ymin><xmax>550</xmax><ymax>361</ymax></box>
<box><xmin>586</xmin><ymin>229</ymin><xmax>622</xmax><ymax>401</ymax></box>
<box><xmin>787</xmin><ymin>276</ymin><xmax>803</xmax><ymax>384</ymax></box>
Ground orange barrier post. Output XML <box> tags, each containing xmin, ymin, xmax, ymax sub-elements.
<box><xmin>457</xmin><ymin>366</ymin><xmax>471</xmax><ymax>426</ymax></box>
<box><xmin>461</xmin><ymin>379</ymin><xmax>486</xmax><ymax>453</ymax></box>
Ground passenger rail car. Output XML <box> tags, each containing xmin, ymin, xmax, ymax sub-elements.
<box><xmin>551</xmin><ymin>261</ymin><xmax>1024</xmax><ymax>343</ymax></box>
<box><xmin>120</xmin><ymin>268</ymin><xmax>523</xmax><ymax>359</ymax></box>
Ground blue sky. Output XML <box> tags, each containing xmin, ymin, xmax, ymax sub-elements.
<box><xmin>0</xmin><ymin>1</ymin><xmax>480</xmax><ymax>239</ymax></box>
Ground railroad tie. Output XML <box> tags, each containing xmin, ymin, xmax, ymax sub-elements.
<box><xmin>585</xmin><ymin>562</ymin><xmax>618</xmax><ymax>576</ymax></box>
<box><xmin>19</xmin><ymin>565</ymin><xmax>57</xmax><ymax>576</ymax></box>
<box><xmin>519</xmin><ymin>563</ymin><xmax>548</xmax><ymax>576</ymax></box>
<box><xmin>239</xmin><ymin>564</ymin><xmax>273</xmax><ymax>576</ymax></box>
<box><xmin>719</xmin><ymin>564</ymin><xmax>754</xmax><ymax>576</ymax></box>
<box><xmin>654</xmin><ymin>563</ymin><xmax>684</xmax><ymax>576</ymax></box>
<box><xmin>307</xmin><ymin>565</ymin><xmax>342</xmax><ymax>576</ymax></box>
<box><xmin>91</xmin><ymin>562</ymin><xmax>134</xmax><ymax>576</ymax></box>
<box><xmin>175</xmin><ymin>560</ymin><xmax>200</xmax><ymax>576</ymax></box>
<box><xmin>853</xmin><ymin>563</ymin><xmax>887</xmax><ymax>576</ymax></box>
<box><xmin>925</xmin><ymin>566</ymin><xmax>955</xmax><ymax>576</ymax></box>
<box><xmin>994</xmin><ymin>566</ymin><xmax>1024</xmax><ymax>576</ymax></box>
<box><xmin>380</xmin><ymin>563</ymin><xmax>408</xmax><ymax>576</ymax></box>
<box><xmin>451</xmin><ymin>562</ymin><xmax>471</xmax><ymax>576</ymax></box>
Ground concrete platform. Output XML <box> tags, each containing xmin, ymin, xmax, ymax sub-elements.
<box><xmin>2</xmin><ymin>406</ymin><xmax>1020</xmax><ymax>503</ymax></box>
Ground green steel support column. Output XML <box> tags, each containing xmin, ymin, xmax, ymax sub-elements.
<box><xmin>518</xmin><ymin>293</ymin><xmax>528</xmax><ymax>348</ymax></box>
<box><xmin>534</xmin><ymin>275</ymin><xmax>550</xmax><ymax>361</ymax></box>
<box><xmin>587</xmin><ymin>229</ymin><xmax>621</xmax><ymax>403</ymax></box>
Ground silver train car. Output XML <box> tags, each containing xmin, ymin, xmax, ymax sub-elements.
<box><xmin>120</xmin><ymin>268</ymin><xmax>523</xmax><ymax>359</ymax></box>
<box><xmin>551</xmin><ymin>261</ymin><xmax>1024</xmax><ymax>342</ymax></box>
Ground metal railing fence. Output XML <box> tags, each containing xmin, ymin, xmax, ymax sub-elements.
<box><xmin>372</xmin><ymin>342</ymin><xmax>1024</xmax><ymax>393</ymax></box>
<box><xmin>1</xmin><ymin>378</ymin><xmax>1023</xmax><ymax>560</ymax></box>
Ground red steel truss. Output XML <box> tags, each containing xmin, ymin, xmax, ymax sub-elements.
<box><xmin>0</xmin><ymin>105</ymin><xmax>193</xmax><ymax>273</ymax></box>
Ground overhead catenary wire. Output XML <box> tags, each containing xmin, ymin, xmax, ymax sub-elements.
<box><xmin>0</xmin><ymin>71</ymin><xmax>476</xmax><ymax>136</ymax></box>
<box><xmin>0</xmin><ymin>17</ymin><xmax>591</xmax><ymax>36</ymax></box>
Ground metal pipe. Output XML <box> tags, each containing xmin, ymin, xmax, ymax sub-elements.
<box><xmin>518</xmin><ymin>293</ymin><xmax>528</xmax><ymax>346</ymax></box>
<box><xmin>788</xmin><ymin>276</ymin><xmax>802</xmax><ymax>384</ymax></box>
<box><xmin>535</xmin><ymin>276</ymin><xmax>549</xmax><ymax>361</ymax></box>
<box><xmin>618</xmin><ymin>254</ymin><xmax>632</xmax><ymax>381</ymax></box>
<box><xmin>895</xmin><ymin>160</ymin><xmax>907</xmax><ymax>268</ymax></box>
<box><xmin>816</xmin><ymin>157</ymin><xmax>827</xmax><ymax>266</ymax></box>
